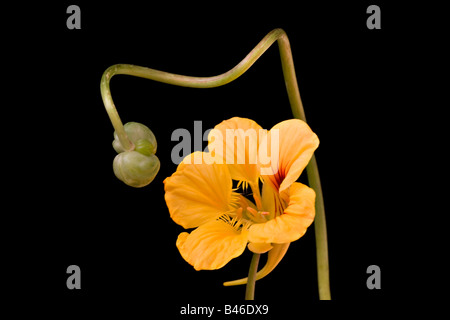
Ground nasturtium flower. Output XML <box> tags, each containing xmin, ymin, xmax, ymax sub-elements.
<box><xmin>164</xmin><ymin>117</ymin><xmax>319</xmax><ymax>282</ymax></box>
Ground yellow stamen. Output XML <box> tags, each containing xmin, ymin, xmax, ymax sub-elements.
<box><xmin>245</xmin><ymin>207</ymin><xmax>270</xmax><ymax>223</ymax></box>
<box><xmin>218</xmin><ymin>214</ymin><xmax>251</xmax><ymax>233</ymax></box>
<box><xmin>246</xmin><ymin>206</ymin><xmax>258</xmax><ymax>217</ymax></box>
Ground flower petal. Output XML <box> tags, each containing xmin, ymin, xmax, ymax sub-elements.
<box><xmin>248</xmin><ymin>182</ymin><xmax>315</xmax><ymax>244</ymax></box>
<box><xmin>259</xmin><ymin>119</ymin><xmax>319</xmax><ymax>194</ymax></box>
<box><xmin>208</xmin><ymin>117</ymin><xmax>265</xmax><ymax>185</ymax></box>
<box><xmin>223</xmin><ymin>243</ymin><xmax>290</xmax><ymax>286</ymax></box>
<box><xmin>261</xmin><ymin>179</ymin><xmax>285</xmax><ymax>219</ymax></box>
<box><xmin>248</xmin><ymin>242</ymin><xmax>273</xmax><ymax>254</ymax></box>
<box><xmin>164</xmin><ymin>152</ymin><xmax>233</xmax><ymax>229</ymax></box>
<box><xmin>176</xmin><ymin>219</ymin><xmax>249</xmax><ymax>270</ymax></box>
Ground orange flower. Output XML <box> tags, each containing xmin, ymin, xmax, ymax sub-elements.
<box><xmin>164</xmin><ymin>117</ymin><xmax>319</xmax><ymax>282</ymax></box>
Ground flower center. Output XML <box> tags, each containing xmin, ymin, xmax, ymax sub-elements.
<box><xmin>244</xmin><ymin>206</ymin><xmax>271</xmax><ymax>224</ymax></box>
<box><xmin>229</xmin><ymin>182</ymin><xmax>274</xmax><ymax>224</ymax></box>
<box><xmin>218</xmin><ymin>212</ymin><xmax>252</xmax><ymax>233</ymax></box>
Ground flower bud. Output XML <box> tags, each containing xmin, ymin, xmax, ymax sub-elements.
<box><xmin>113</xmin><ymin>151</ymin><xmax>160</xmax><ymax>188</ymax></box>
<box><xmin>113</xmin><ymin>122</ymin><xmax>157</xmax><ymax>154</ymax></box>
<box><xmin>135</xmin><ymin>139</ymin><xmax>155</xmax><ymax>156</ymax></box>
<box><xmin>112</xmin><ymin>122</ymin><xmax>159</xmax><ymax>187</ymax></box>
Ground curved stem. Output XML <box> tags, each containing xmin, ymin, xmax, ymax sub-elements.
<box><xmin>101</xmin><ymin>67</ymin><xmax>134</xmax><ymax>151</ymax></box>
<box><xmin>306</xmin><ymin>155</ymin><xmax>331</xmax><ymax>300</ymax></box>
<box><xmin>100</xmin><ymin>27</ymin><xmax>330</xmax><ymax>300</ymax></box>
<box><xmin>245</xmin><ymin>253</ymin><xmax>260</xmax><ymax>300</ymax></box>
<box><xmin>100</xmin><ymin>28</ymin><xmax>286</xmax><ymax>150</ymax></box>
<box><xmin>276</xmin><ymin>31</ymin><xmax>332</xmax><ymax>300</ymax></box>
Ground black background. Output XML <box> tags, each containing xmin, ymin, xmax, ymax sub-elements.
<box><xmin>5</xmin><ymin>0</ymin><xmax>415</xmax><ymax>316</ymax></box>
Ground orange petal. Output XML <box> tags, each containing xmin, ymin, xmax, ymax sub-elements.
<box><xmin>164</xmin><ymin>152</ymin><xmax>233</xmax><ymax>229</ymax></box>
<box><xmin>259</xmin><ymin>119</ymin><xmax>319</xmax><ymax>194</ymax></box>
<box><xmin>261</xmin><ymin>179</ymin><xmax>285</xmax><ymax>219</ymax></box>
<box><xmin>207</xmin><ymin>117</ymin><xmax>265</xmax><ymax>186</ymax></box>
<box><xmin>223</xmin><ymin>243</ymin><xmax>290</xmax><ymax>286</ymax></box>
<box><xmin>176</xmin><ymin>219</ymin><xmax>249</xmax><ymax>271</ymax></box>
<box><xmin>248</xmin><ymin>182</ymin><xmax>315</xmax><ymax>244</ymax></box>
<box><xmin>248</xmin><ymin>242</ymin><xmax>273</xmax><ymax>254</ymax></box>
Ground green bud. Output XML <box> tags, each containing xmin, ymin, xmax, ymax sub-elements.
<box><xmin>135</xmin><ymin>139</ymin><xmax>155</xmax><ymax>156</ymax></box>
<box><xmin>111</xmin><ymin>122</ymin><xmax>160</xmax><ymax>187</ymax></box>
<box><xmin>113</xmin><ymin>122</ymin><xmax>157</xmax><ymax>154</ymax></box>
<box><xmin>113</xmin><ymin>151</ymin><xmax>160</xmax><ymax>188</ymax></box>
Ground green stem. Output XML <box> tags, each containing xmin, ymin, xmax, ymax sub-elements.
<box><xmin>277</xmin><ymin>34</ymin><xmax>331</xmax><ymax>300</ymax></box>
<box><xmin>245</xmin><ymin>253</ymin><xmax>260</xmax><ymax>300</ymax></box>
<box><xmin>100</xmin><ymin>29</ymin><xmax>286</xmax><ymax>151</ymax></box>
<box><xmin>100</xmin><ymin>28</ymin><xmax>330</xmax><ymax>300</ymax></box>
<box><xmin>306</xmin><ymin>155</ymin><xmax>331</xmax><ymax>300</ymax></box>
